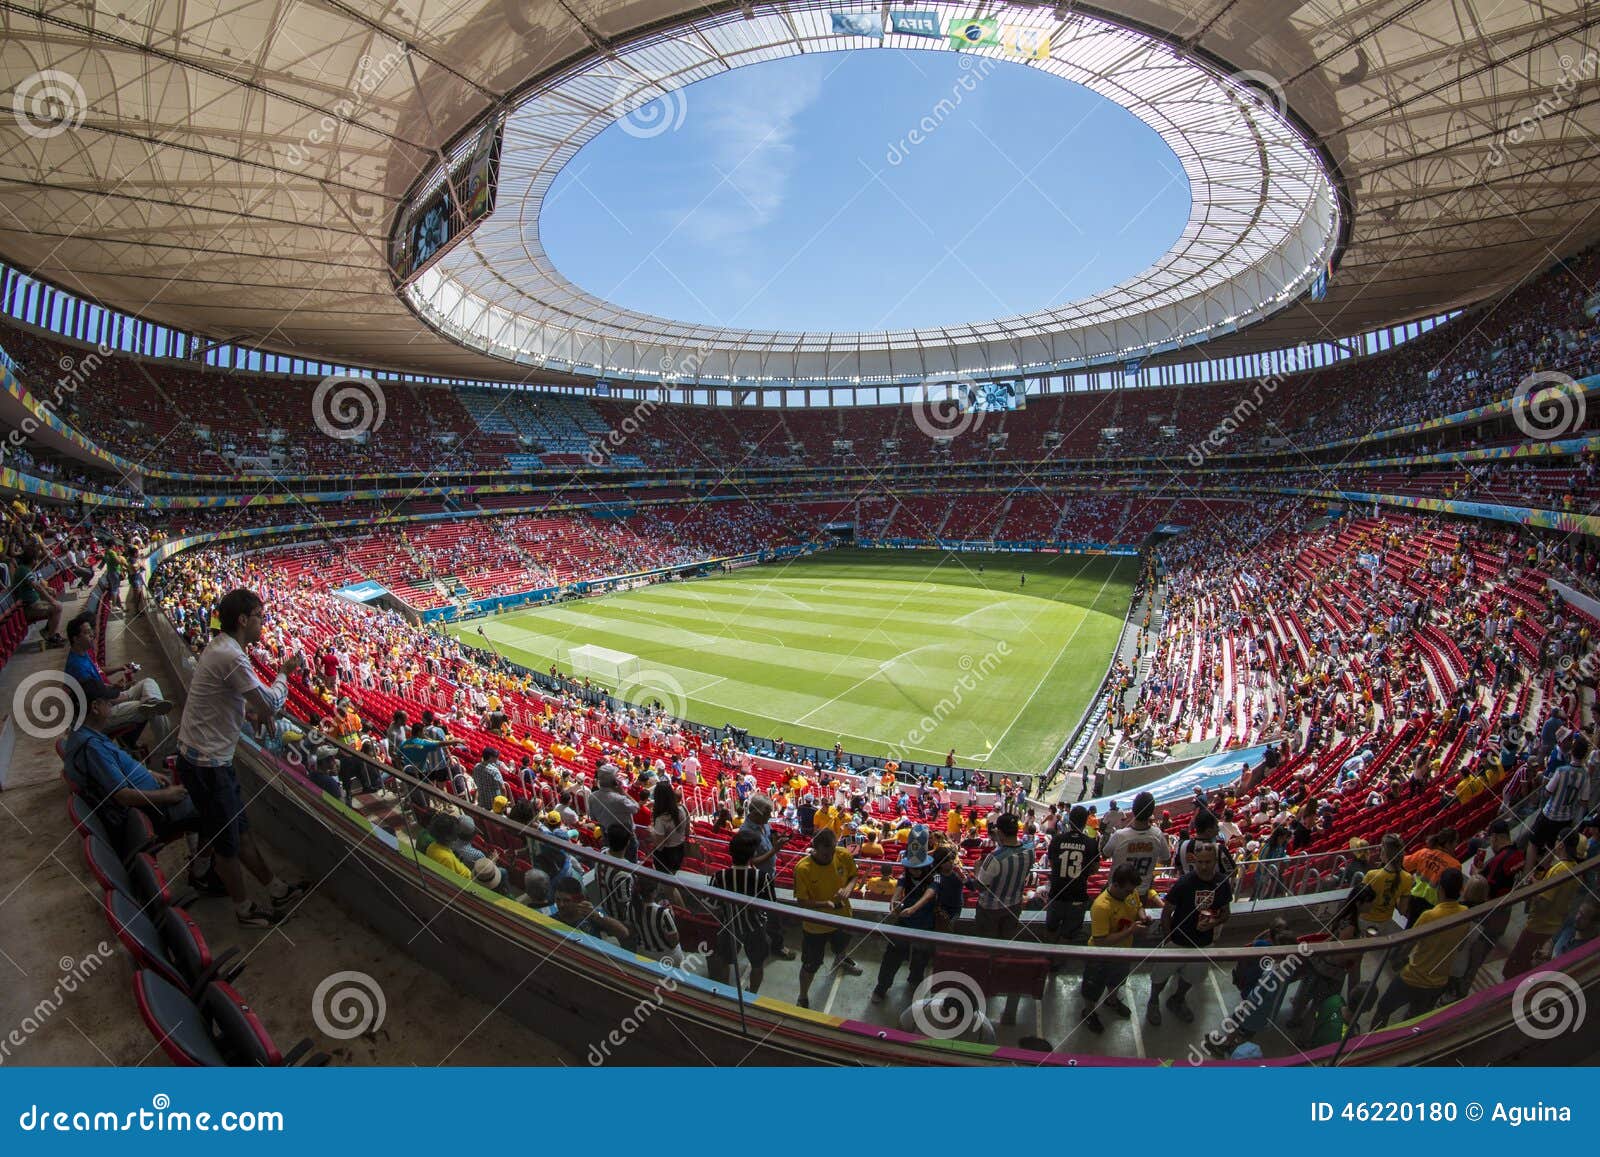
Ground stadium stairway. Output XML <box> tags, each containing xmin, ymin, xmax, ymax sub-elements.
<box><xmin>0</xmin><ymin>587</ymin><xmax>573</xmax><ymax>1066</ymax></box>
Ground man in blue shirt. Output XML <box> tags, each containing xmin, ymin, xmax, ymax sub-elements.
<box><xmin>64</xmin><ymin>680</ymin><xmax>192</xmax><ymax>840</ymax></box>
<box><xmin>64</xmin><ymin>612</ymin><xmax>172</xmax><ymax>758</ymax></box>
<box><xmin>400</xmin><ymin>721</ymin><xmax>462</xmax><ymax>782</ymax></box>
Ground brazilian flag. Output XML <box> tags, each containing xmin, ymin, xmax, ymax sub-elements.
<box><xmin>948</xmin><ymin>16</ymin><xmax>999</xmax><ymax>49</ymax></box>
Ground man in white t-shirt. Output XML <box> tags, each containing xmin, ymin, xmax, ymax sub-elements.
<box><xmin>175</xmin><ymin>588</ymin><xmax>307</xmax><ymax>929</ymax></box>
<box><xmin>1101</xmin><ymin>791</ymin><xmax>1170</xmax><ymax>904</ymax></box>
<box><xmin>681</xmin><ymin>751</ymin><xmax>701</xmax><ymax>786</ymax></box>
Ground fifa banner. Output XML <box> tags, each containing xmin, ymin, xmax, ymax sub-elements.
<box><xmin>889</xmin><ymin>9</ymin><xmax>942</xmax><ymax>37</ymax></box>
<box><xmin>831</xmin><ymin>12</ymin><xmax>884</xmax><ymax>37</ymax></box>
<box><xmin>948</xmin><ymin>16</ymin><xmax>1050</xmax><ymax>58</ymax></box>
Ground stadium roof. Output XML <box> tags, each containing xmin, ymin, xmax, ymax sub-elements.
<box><xmin>1</xmin><ymin>0</ymin><xmax>1597</xmax><ymax>386</ymax></box>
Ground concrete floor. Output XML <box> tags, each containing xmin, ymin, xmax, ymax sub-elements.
<box><xmin>0</xmin><ymin>592</ymin><xmax>574</xmax><ymax>1066</ymax></box>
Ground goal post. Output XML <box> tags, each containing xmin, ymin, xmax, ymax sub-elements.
<box><xmin>566</xmin><ymin>644</ymin><xmax>641</xmax><ymax>686</ymax></box>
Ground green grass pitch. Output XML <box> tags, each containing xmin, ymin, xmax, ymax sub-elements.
<box><xmin>451</xmin><ymin>548</ymin><xmax>1137</xmax><ymax>774</ymax></box>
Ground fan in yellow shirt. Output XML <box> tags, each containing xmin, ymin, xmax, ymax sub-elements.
<box><xmin>792</xmin><ymin>829</ymin><xmax>863</xmax><ymax>1008</ymax></box>
<box><xmin>1371</xmin><ymin>868</ymin><xmax>1468</xmax><ymax>1028</ymax></box>
<box><xmin>1357</xmin><ymin>835</ymin><xmax>1413</xmax><ymax>929</ymax></box>
<box><xmin>1503</xmin><ymin>834</ymin><xmax>1582</xmax><ymax>978</ymax></box>
<box><xmin>862</xmin><ymin>872</ymin><xmax>898</xmax><ymax>900</ymax></box>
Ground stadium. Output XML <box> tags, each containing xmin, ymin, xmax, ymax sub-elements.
<box><xmin>0</xmin><ymin>0</ymin><xmax>1598</xmax><ymax>1076</ymax></box>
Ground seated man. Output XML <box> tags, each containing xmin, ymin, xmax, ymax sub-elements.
<box><xmin>63</xmin><ymin>612</ymin><xmax>172</xmax><ymax>755</ymax></box>
<box><xmin>14</xmin><ymin>548</ymin><xmax>64</xmax><ymax>647</ymax></box>
<box><xmin>548</xmin><ymin>875</ymin><xmax>633</xmax><ymax>945</ymax></box>
<box><xmin>64</xmin><ymin>680</ymin><xmax>206</xmax><ymax>875</ymax></box>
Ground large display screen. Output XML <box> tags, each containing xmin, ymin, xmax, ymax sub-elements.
<box><xmin>964</xmin><ymin>381</ymin><xmax>1026</xmax><ymax>412</ymax></box>
<box><xmin>397</xmin><ymin>120</ymin><xmax>502</xmax><ymax>282</ymax></box>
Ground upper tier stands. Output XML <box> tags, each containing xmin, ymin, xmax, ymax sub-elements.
<box><xmin>3</xmin><ymin>244</ymin><xmax>1598</xmax><ymax>482</ymax></box>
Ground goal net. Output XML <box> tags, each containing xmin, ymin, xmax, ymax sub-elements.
<box><xmin>565</xmin><ymin>644</ymin><xmax>641</xmax><ymax>686</ymax></box>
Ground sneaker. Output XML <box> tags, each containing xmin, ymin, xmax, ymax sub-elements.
<box><xmin>187</xmin><ymin>870</ymin><xmax>229</xmax><ymax>897</ymax></box>
<box><xmin>869</xmin><ymin>989</ymin><xmax>887</xmax><ymax>1004</ymax></box>
<box><xmin>236</xmin><ymin>904</ymin><xmax>282</xmax><ymax>929</ymax></box>
<box><xmin>834</xmin><ymin>957</ymin><xmax>864</xmax><ymax>976</ymax></box>
<box><xmin>1083</xmin><ymin>1011</ymin><xmax>1105</xmax><ymax>1034</ymax></box>
<box><xmin>1168</xmin><ymin>996</ymin><xmax>1195</xmax><ymax>1024</ymax></box>
<box><xmin>141</xmin><ymin>699</ymin><xmax>174</xmax><ymax>716</ymax></box>
<box><xmin>797</xmin><ymin>994</ymin><xmax>810</xmax><ymax>1009</ymax></box>
<box><xmin>1146</xmin><ymin>1001</ymin><xmax>1163</xmax><ymax>1027</ymax></box>
<box><xmin>773</xmin><ymin>947</ymin><xmax>797</xmax><ymax>961</ymax></box>
<box><xmin>43</xmin><ymin>634</ymin><xmax>66</xmax><ymax>648</ymax></box>
<box><xmin>269</xmin><ymin>881</ymin><xmax>309</xmax><ymax>913</ymax></box>
<box><xmin>1105</xmin><ymin>995</ymin><xmax>1132</xmax><ymax>1019</ymax></box>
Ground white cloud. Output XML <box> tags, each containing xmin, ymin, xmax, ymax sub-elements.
<box><xmin>671</xmin><ymin>65</ymin><xmax>826</xmax><ymax>245</ymax></box>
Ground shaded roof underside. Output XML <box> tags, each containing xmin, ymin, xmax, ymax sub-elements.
<box><xmin>1</xmin><ymin>0</ymin><xmax>1598</xmax><ymax>383</ymax></box>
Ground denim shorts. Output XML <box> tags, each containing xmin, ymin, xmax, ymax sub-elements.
<box><xmin>177</xmin><ymin>755</ymin><xmax>249</xmax><ymax>858</ymax></box>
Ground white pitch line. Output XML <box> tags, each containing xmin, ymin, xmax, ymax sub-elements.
<box><xmin>976</xmin><ymin>566</ymin><xmax>1121</xmax><ymax>764</ymax></box>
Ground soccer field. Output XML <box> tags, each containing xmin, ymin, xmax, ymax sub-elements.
<box><xmin>452</xmin><ymin>549</ymin><xmax>1136</xmax><ymax>774</ymax></box>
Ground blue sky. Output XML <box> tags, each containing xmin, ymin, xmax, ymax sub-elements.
<box><xmin>541</xmin><ymin>49</ymin><xmax>1191</xmax><ymax>332</ymax></box>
